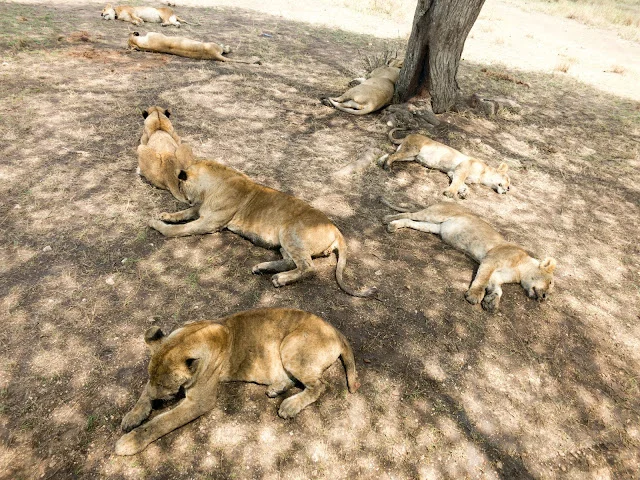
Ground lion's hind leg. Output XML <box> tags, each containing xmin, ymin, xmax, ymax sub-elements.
<box><xmin>271</xmin><ymin>236</ymin><xmax>316</xmax><ymax>288</ymax></box>
<box><xmin>276</xmin><ymin>324</ymin><xmax>342</xmax><ymax>418</ymax></box>
<box><xmin>387</xmin><ymin>219</ymin><xmax>441</xmax><ymax>234</ymax></box>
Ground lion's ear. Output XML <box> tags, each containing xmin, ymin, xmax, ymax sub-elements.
<box><xmin>178</xmin><ymin>170</ymin><xmax>188</xmax><ymax>181</ymax></box>
<box><xmin>164</xmin><ymin>108</ymin><xmax>171</xmax><ymax>118</ymax></box>
<box><xmin>185</xmin><ymin>358</ymin><xmax>199</xmax><ymax>372</ymax></box>
<box><xmin>144</xmin><ymin>326</ymin><xmax>165</xmax><ymax>345</ymax></box>
<box><xmin>133</xmin><ymin>31</ymin><xmax>140</xmax><ymax>37</ymax></box>
<box><xmin>142</xmin><ymin>109</ymin><xmax>149</xmax><ymax>119</ymax></box>
<box><xmin>498</xmin><ymin>163</ymin><xmax>509</xmax><ymax>172</ymax></box>
<box><xmin>540</xmin><ymin>258</ymin><xmax>557</xmax><ymax>273</ymax></box>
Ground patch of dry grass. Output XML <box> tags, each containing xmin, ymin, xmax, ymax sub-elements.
<box><xmin>525</xmin><ymin>0</ymin><xmax>640</xmax><ymax>42</ymax></box>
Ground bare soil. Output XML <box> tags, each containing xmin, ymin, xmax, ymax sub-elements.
<box><xmin>1</xmin><ymin>1</ymin><xmax>639</xmax><ymax>479</ymax></box>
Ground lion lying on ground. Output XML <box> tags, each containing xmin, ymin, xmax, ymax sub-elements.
<box><xmin>382</xmin><ymin>199</ymin><xmax>556</xmax><ymax>311</ymax></box>
<box><xmin>101</xmin><ymin>4</ymin><xmax>186</xmax><ymax>27</ymax></box>
<box><xmin>115</xmin><ymin>308</ymin><xmax>360</xmax><ymax>455</ymax></box>
<box><xmin>137</xmin><ymin>106</ymin><xmax>192</xmax><ymax>203</ymax></box>
<box><xmin>148</xmin><ymin>156</ymin><xmax>376</xmax><ymax>297</ymax></box>
<box><xmin>324</xmin><ymin>59</ymin><xmax>403</xmax><ymax>115</ymax></box>
<box><xmin>378</xmin><ymin>130</ymin><xmax>511</xmax><ymax>199</ymax></box>
<box><xmin>128</xmin><ymin>32</ymin><xmax>260</xmax><ymax>64</ymax></box>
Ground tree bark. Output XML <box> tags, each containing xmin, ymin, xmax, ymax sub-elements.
<box><xmin>395</xmin><ymin>0</ymin><xmax>486</xmax><ymax>113</ymax></box>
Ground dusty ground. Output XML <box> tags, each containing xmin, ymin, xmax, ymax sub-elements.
<box><xmin>1</xmin><ymin>0</ymin><xmax>639</xmax><ymax>479</ymax></box>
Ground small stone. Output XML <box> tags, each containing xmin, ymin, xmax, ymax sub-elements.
<box><xmin>374</xmin><ymin>270</ymin><xmax>382</xmax><ymax>276</ymax></box>
<box><xmin>121</xmin><ymin>258</ymin><xmax>128</xmax><ymax>264</ymax></box>
<box><xmin>42</xmin><ymin>245</ymin><xmax>52</xmax><ymax>252</ymax></box>
<box><xmin>105</xmin><ymin>276</ymin><xmax>115</xmax><ymax>285</ymax></box>
<box><xmin>13</xmin><ymin>204</ymin><xmax>20</xmax><ymax>209</ymax></box>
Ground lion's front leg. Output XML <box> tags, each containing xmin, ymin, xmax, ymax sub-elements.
<box><xmin>130</xmin><ymin>14</ymin><xmax>144</xmax><ymax>26</ymax></box>
<box><xmin>159</xmin><ymin>206</ymin><xmax>200</xmax><ymax>223</ymax></box>
<box><xmin>115</xmin><ymin>395</ymin><xmax>215</xmax><ymax>455</ymax></box>
<box><xmin>149</xmin><ymin>215</ymin><xmax>221</xmax><ymax>237</ymax></box>
<box><xmin>465</xmin><ymin>263</ymin><xmax>495</xmax><ymax>305</ymax></box>
<box><xmin>121</xmin><ymin>382</ymin><xmax>153</xmax><ymax>432</ymax></box>
<box><xmin>444</xmin><ymin>164</ymin><xmax>470</xmax><ymax>198</ymax></box>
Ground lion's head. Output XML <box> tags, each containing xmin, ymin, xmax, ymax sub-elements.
<box><xmin>101</xmin><ymin>4</ymin><xmax>116</xmax><ymax>20</ymax></box>
<box><xmin>521</xmin><ymin>257</ymin><xmax>556</xmax><ymax>301</ymax></box>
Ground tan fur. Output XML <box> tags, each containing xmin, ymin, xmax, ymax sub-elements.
<box><xmin>115</xmin><ymin>308</ymin><xmax>360</xmax><ymax>455</ymax></box>
<box><xmin>136</xmin><ymin>106</ymin><xmax>193</xmax><ymax>203</ymax></box>
<box><xmin>148</xmin><ymin>156</ymin><xmax>376</xmax><ymax>297</ymax></box>
<box><xmin>101</xmin><ymin>4</ymin><xmax>185</xmax><ymax>27</ymax></box>
<box><xmin>128</xmin><ymin>32</ymin><xmax>259</xmax><ymax>64</ymax></box>
<box><xmin>326</xmin><ymin>59</ymin><xmax>403</xmax><ymax>115</ymax></box>
<box><xmin>379</xmin><ymin>130</ymin><xmax>511</xmax><ymax>198</ymax></box>
<box><xmin>382</xmin><ymin>200</ymin><xmax>556</xmax><ymax>311</ymax></box>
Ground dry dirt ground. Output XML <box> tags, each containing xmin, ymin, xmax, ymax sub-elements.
<box><xmin>1</xmin><ymin>1</ymin><xmax>640</xmax><ymax>479</ymax></box>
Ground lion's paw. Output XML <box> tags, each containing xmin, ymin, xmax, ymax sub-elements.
<box><xmin>465</xmin><ymin>289</ymin><xmax>482</xmax><ymax>305</ymax></box>
<box><xmin>158</xmin><ymin>212</ymin><xmax>173</xmax><ymax>222</ymax></box>
<box><xmin>481</xmin><ymin>292</ymin><xmax>500</xmax><ymax>312</ymax></box>
<box><xmin>278</xmin><ymin>396</ymin><xmax>303</xmax><ymax>419</ymax></box>
<box><xmin>442</xmin><ymin>189</ymin><xmax>456</xmax><ymax>198</ymax></box>
<box><xmin>115</xmin><ymin>432</ymin><xmax>145</xmax><ymax>456</ymax></box>
<box><xmin>148</xmin><ymin>219</ymin><xmax>165</xmax><ymax>231</ymax></box>
<box><xmin>271</xmin><ymin>274</ymin><xmax>285</xmax><ymax>288</ymax></box>
<box><xmin>386</xmin><ymin>223</ymin><xmax>398</xmax><ymax>233</ymax></box>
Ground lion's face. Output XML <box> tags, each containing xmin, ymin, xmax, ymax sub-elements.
<box><xmin>486</xmin><ymin>163</ymin><xmax>510</xmax><ymax>194</ymax></box>
<box><xmin>144</xmin><ymin>327</ymin><xmax>199</xmax><ymax>400</ymax></box>
<box><xmin>521</xmin><ymin>258</ymin><xmax>556</xmax><ymax>301</ymax></box>
<box><xmin>101</xmin><ymin>5</ymin><xmax>116</xmax><ymax>20</ymax></box>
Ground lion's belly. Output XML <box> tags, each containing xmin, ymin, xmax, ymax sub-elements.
<box><xmin>226</xmin><ymin>223</ymin><xmax>280</xmax><ymax>249</ymax></box>
<box><xmin>416</xmin><ymin>145</ymin><xmax>462</xmax><ymax>172</ymax></box>
<box><xmin>134</xmin><ymin>8</ymin><xmax>163</xmax><ymax>22</ymax></box>
<box><xmin>439</xmin><ymin>219</ymin><xmax>499</xmax><ymax>263</ymax></box>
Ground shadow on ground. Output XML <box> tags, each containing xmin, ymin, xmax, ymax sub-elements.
<box><xmin>0</xmin><ymin>2</ymin><xmax>639</xmax><ymax>479</ymax></box>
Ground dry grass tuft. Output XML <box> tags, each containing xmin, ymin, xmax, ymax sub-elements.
<box><xmin>610</xmin><ymin>64</ymin><xmax>626</xmax><ymax>75</ymax></box>
<box><xmin>481</xmin><ymin>68</ymin><xmax>531</xmax><ymax>88</ymax></box>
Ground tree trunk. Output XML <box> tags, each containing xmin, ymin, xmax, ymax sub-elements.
<box><xmin>395</xmin><ymin>0</ymin><xmax>486</xmax><ymax>113</ymax></box>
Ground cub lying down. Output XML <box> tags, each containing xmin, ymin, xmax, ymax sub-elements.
<box><xmin>116</xmin><ymin>308</ymin><xmax>360</xmax><ymax>455</ymax></box>
<box><xmin>325</xmin><ymin>59</ymin><xmax>403</xmax><ymax>115</ymax></box>
<box><xmin>101</xmin><ymin>4</ymin><xmax>186</xmax><ymax>27</ymax></box>
<box><xmin>128</xmin><ymin>32</ymin><xmax>260</xmax><ymax>64</ymax></box>
<box><xmin>382</xmin><ymin>199</ymin><xmax>556</xmax><ymax>311</ymax></box>
<box><xmin>148</xmin><ymin>158</ymin><xmax>376</xmax><ymax>297</ymax></box>
<box><xmin>137</xmin><ymin>106</ymin><xmax>192</xmax><ymax>203</ymax></box>
<box><xmin>379</xmin><ymin>130</ymin><xmax>510</xmax><ymax>199</ymax></box>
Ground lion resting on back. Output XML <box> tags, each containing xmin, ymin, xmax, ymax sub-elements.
<box><xmin>128</xmin><ymin>32</ymin><xmax>260</xmax><ymax>64</ymax></box>
<box><xmin>148</xmin><ymin>152</ymin><xmax>376</xmax><ymax>297</ymax></box>
<box><xmin>383</xmin><ymin>200</ymin><xmax>556</xmax><ymax>311</ymax></box>
<box><xmin>115</xmin><ymin>308</ymin><xmax>360</xmax><ymax>455</ymax></box>
<box><xmin>325</xmin><ymin>59</ymin><xmax>403</xmax><ymax>115</ymax></box>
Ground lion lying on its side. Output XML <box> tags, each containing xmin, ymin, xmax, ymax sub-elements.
<box><xmin>115</xmin><ymin>308</ymin><xmax>360</xmax><ymax>455</ymax></box>
<box><xmin>382</xmin><ymin>199</ymin><xmax>556</xmax><ymax>311</ymax></box>
<box><xmin>379</xmin><ymin>130</ymin><xmax>511</xmax><ymax>199</ymax></box>
<box><xmin>136</xmin><ymin>106</ymin><xmax>192</xmax><ymax>203</ymax></box>
<box><xmin>324</xmin><ymin>59</ymin><xmax>403</xmax><ymax>115</ymax></box>
<box><xmin>148</xmin><ymin>155</ymin><xmax>376</xmax><ymax>297</ymax></box>
<box><xmin>128</xmin><ymin>32</ymin><xmax>260</xmax><ymax>64</ymax></box>
<box><xmin>101</xmin><ymin>4</ymin><xmax>186</xmax><ymax>27</ymax></box>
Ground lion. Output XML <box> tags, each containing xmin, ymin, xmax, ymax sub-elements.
<box><xmin>101</xmin><ymin>4</ymin><xmax>187</xmax><ymax>27</ymax></box>
<box><xmin>115</xmin><ymin>308</ymin><xmax>360</xmax><ymax>455</ymax></box>
<box><xmin>136</xmin><ymin>106</ymin><xmax>193</xmax><ymax>203</ymax></box>
<box><xmin>378</xmin><ymin>129</ymin><xmax>511</xmax><ymax>199</ymax></box>
<box><xmin>382</xmin><ymin>199</ymin><xmax>556</xmax><ymax>311</ymax></box>
<box><xmin>147</xmin><ymin>157</ymin><xmax>376</xmax><ymax>297</ymax></box>
<box><xmin>324</xmin><ymin>59</ymin><xmax>403</xmax><ymax>115</ymax></box>
<box><xmin>128</xmin><ymin>32</ymin><xmax>260</xmax><ymax>64</ymax></box>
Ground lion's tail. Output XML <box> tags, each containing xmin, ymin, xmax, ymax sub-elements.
<box><xmin>176</xmin><ymin>17</ymin><xmax>201</xmax><ymax>26</ymax></box>
<box><xmin>379</xmin><ymin>196</ymin><xmax>418</xmax><ymax>213</ymax></box>
<box><xmin>388</xmin><ymin>127</ymin><xmax>407</xmax><ymax>145</ymax></box>
<box><xmin>334</xmin><ymin>232</ymin><xmax>377</xmax><ymax>298</ymax></box>
<box><xmin>336</xmin><ymin>329</ymin><xmax>360</xmax><ymax>393</ymax></box>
